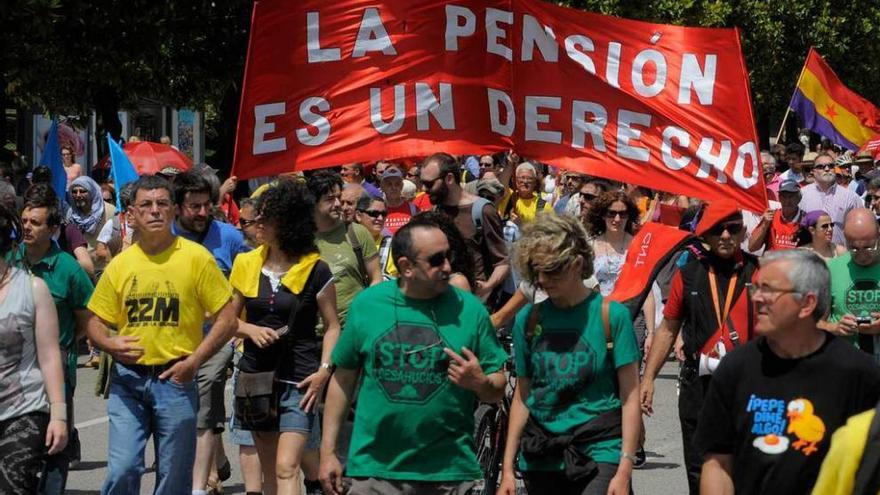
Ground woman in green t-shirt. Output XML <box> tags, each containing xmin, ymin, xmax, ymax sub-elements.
<box><xmin>498</xmin><ymin>213</ymin><xmax>641</xmax><ymax>495</ymax></box>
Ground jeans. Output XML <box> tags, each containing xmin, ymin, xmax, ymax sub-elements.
<box><xmin>102</xmin><ymin>362</ymin><xmax>198</xmax><ymax>495</ymax></box>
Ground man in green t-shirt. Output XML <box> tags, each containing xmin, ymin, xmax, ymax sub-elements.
<box><xmin>16</xmin><ymin>188</ymin><xmax>95</xmax><ymax>493</ymax></box>
<box><xmin>308</xmin><ymin>171</ymin><xmax>382</xmax><ymax>326</ymax></box>
<box><xmin>822</xmin><ymin>208</ymin><xmax>880</xmax><ymax>362</ymax></box>
<box><xmin>319</xmin><ymin>220</ymin><xmax>508</xmax><ymax>495</ymax></box>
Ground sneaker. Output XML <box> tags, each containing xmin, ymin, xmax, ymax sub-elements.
<box><xmin>633</xmin><ymin>447</ymin><xmax>647</xmax><ymax>469</ymax></box>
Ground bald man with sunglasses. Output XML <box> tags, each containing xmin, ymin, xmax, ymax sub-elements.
<box><xmin>641</xmin><ymin>199</ymin><xmax>761</xmax><ymax>494</ymax></box>
<box><xmin>320</xmin><ymin>220</ymin><xmax>507</xmax><ymax>495</ymax></box>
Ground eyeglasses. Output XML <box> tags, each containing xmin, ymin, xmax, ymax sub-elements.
<box><xmin>748</xmin><ymin>284</ymin><xmax>802</xmax><ymax>303</ymax></box>
<box><xmin>359</xmin><ymin>209</ymin><xmax>387</xmax><ymax>219</ymax></box>
<box><xmin>419</xmin><ymin>249</ymin><xmax>451</xmax><ymax>268</ymax></box>
<box><xmin>239</xmin><ymin>218</ymin><xmax>256</xmax><ymax>228</ymax></box>
<box><xmin>850</xmin><ymin>241</ymin><xmax>880</xmax><ymax>255</ymax></box>
<box><xmin>605</xmin><ymin>209</ymin><xmax>628</xmax><ymax>219</ymax></box>
<box><xmin>421</xmin><ymin>175</ymin><xmax>444</xmax><ymax>190</ymax></box>
<box><xmin>705</xmin><ymin>221</ymin><xmax>745</xmax><ymax>237</ymax></box>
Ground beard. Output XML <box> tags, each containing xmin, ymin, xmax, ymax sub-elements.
<box><xmin>428</xmin><ymin>181</ymin><xmax>448</xmax><ymax>206</ymax></box>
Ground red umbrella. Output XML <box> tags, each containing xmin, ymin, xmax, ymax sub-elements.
<box><xmin>95</xmin><ymin>141</ymin><xmax>193</xmax><ymax>175</ymax></box>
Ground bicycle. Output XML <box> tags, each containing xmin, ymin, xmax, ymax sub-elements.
<box><xmin>473</xmin><ymin>328</ymin><xmax>518</xmax><ymax>495</ymax></box>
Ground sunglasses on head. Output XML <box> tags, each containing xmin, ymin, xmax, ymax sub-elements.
<box><xmin>705</xmin><ymin>221</ymin><xmax>744</xmax><ymax>237</ymax></box>
<box><xmin>422</xmin><ymin>249</ymin><xmax>451</xmax><ymax>267</ymax></box>
<box><xmin>359</xmin><ymin>209</ymin><xmax>386</xmax><ymax>218</ymax></box>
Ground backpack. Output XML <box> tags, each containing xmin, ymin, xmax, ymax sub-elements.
<box><xmin>345</xmin><ymin>223</ymin><xmax>369</xmax><ymax>288</ymax></box>
<box><xmin>470</xmin><ymin>197</ymin><xmax>493</xmax><ymax>244</ymax></box>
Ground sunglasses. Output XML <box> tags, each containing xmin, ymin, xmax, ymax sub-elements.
<box><xmin>479</xmin><ymin>162</ymin><xmax>494</xmax><ymax>168</ymax></box>
<box><xmin>359</xmin><ymin>209</ymin><xmax>386</xmax><ymax>218</ymax></box>
<box><xmin>814</xmin><ymin>163</ymin><xmax>835</xmax><ymax>171</ymax></box>
<box><xmin>580</xmin><ymin>192</ymin><xmax>597</xmax><ymax>202</ymax></box>
<box><xmin>705</xmin><ymin>221</ymin><xmax>744</xmax><ymax>237</ymax></box>
<box><xmin>421</xmin><ymin>249</ymin><xmax>451</xmax><ymax>267</ymax></box>
<box><xmin>605</xmin><ymin>209</ymin><xmax>628</xmax><ymax>219</ymax></box>
<box><xmin>814</xmin><ymin>222</ymin><xmax>833</xmax><ymax>230</ymax></box>
<box><xmin>421</xmin><ymin>175</ymin><xmax>444</xmax><ymax>189</ymax></box>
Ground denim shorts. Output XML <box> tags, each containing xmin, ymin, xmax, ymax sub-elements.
<box><xmin>277</xmin><ymin>382</ymin><xmax>316</xmax><ymax>434</ymax></box>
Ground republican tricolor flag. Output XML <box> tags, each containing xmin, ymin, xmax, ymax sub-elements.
<box><xmin>789</xmin><ymin>48</ymin><xmax>880</xmax><ymax>151</ymax></box>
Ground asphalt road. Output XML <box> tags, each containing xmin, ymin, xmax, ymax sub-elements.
<box><xmin>66</xmin><ymin>356</ymin><xmax>687</xmax><ymax>494</ymax></box>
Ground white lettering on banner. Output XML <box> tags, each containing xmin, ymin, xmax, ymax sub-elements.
<box><xmin>634</xmin><ymin>232</ymin><xmax>653</xmax><ymax>267</ymax></box>
<box><xmin>296</xmin><ymin>97</ymin><xmax>331</xmax><ymax>146</ymax></box>
<box><xmin>253</xmin><ymin>103</ymin><xmax>287</xmax><ymax>155</ymax></box>
<box><xmin>632</xmin><ymin>49</ymin><xmax>667</xmax><ymax>98</ymax></box>
<box><xmin>522</xmin><ymin>15</ymin><xmax>558</xmax><ymax>62</ymax></box>
<box><xmin>445</xmin><ymin>5</ymin><xmax>475</xmax><ymax>51</ymax></box>
<box><xmin>415</xmin><ymin>83</ymin><xmax>456</xmax><ymax>130</ymax></box>
<box><xmin>370</xmin><ymin>85</ymin><xmax>406</xmax><ymax>134</ymax></box>
<box><xmin>606</xmin><ymin>41</ymin><xmax>622</xmax><ymax>88</ymax></box>
<box><xmin>696</xmin><ymin>138</ymin><xmax>731</xmax><ymax>183</ymax></box>
<box><xmin>733</xmin><ymin>142</ymin><xmax>760</xmax><ymax>189</ymax></box>
<box><xmin>486</xmin><ymin>8</ymin><xmax>514</xmax><ymax>61</ymax></box>
<box><xmin>617</xmin><ymin>109</ymin><xmax>651</xmax><ymax>161</ymax></box>
<box><xmin>488</xmin><ymin>88</ymin><xmax>515</xmax><ymax>137</ymax></box>
<box><xmin>525</xmin><ymin>96</ymin><xmax>562</xmax><ymax>144</ymax></box>
<box><xmin>352</xmin><ymin>8</ymin><xmax>397</xmax><ymax>58</ymax></box>
<box><xmin>564</xmin><ymin>35</ymin><xmax>596</xmax><ymax>74</ymax></box>
<box><xmin>679</xmin><ymin>54</ymin><xmax>717</xmax><ymax>105</ymax></box>
<box><xmin>571</xmin><ymin>100</ymin><xmax>607</xmax><ymax>151</ymax></box>
<box><xmin>661</xmin><ymin>126</ymin><xmax>691</xmax><ymax>170</ymax></box>
<box><xmin>306</xmin><ymin>12</ymin><xmax>342</xmax><ymax>63</ymax></box>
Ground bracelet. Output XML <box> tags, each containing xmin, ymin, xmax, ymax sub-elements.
<box><xmin>620</xmin><ymin>452</ymin><xmax>637</xmax><ymax>464</ymax></box>
<box><xmin>49</xmin><ymin>402</ymin><xmax>67</xmax><ymax>422</ymax></box>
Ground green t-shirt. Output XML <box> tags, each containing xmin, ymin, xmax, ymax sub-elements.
<box><xmin>316</xmin><ymin>222</ymin><xmax>377</xmax><ymax>326</ymax></box>
<box><xmin>11</xmin><ymin>244</ymin><xmax>94</xmax><ymax>387</ymax></box>
<box><xmin>512</xmin><ymin>292</ymin><xmax>640</xmax><ymax>471</ymax></box>
<box><xmin>827</xmin><ymin>252</ymin><xmax>880</xmax><ymax>349</ymax></box>
<box><xmin>331</xmin><ymin>280</ymin><xmax>508</xmax><ymax>481</ymax></box>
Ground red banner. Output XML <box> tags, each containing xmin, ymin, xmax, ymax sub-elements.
<box><xmin>233</xmin><ymin>0</ymin><xmax>767</xmax><ymax>212</ymax></box>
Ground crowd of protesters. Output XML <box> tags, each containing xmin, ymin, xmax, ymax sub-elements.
<box><xmin>1</xmin><ymin>136</ymin><xmax>880</xmax><ymax>495</ymax></box>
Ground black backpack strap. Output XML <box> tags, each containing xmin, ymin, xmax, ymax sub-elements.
<box><xmin>537</xmin><ymin>196</ymin><xmax>547</xmax><ymax>213</ymax></box>
<box><xmin>853</xmin><ymin>403</ymin><xmax>880</xmax><ymax>495</ymax></box>
<box><xmin>346</xmin><ymin>223</ymin><xmax>369</xmax><ymax>288</ymax></box>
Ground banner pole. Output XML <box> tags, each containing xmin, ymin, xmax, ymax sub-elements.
<box><xmin>777</xmin><ymin>47</ymin><xmax>813</xmax><ymax>144</ymax></box>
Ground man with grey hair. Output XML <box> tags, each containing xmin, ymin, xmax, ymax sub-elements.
<box><xmin>505</xmin><ymin>161</ymin><xmax>550</xmax><ymax>225</ymax></box>
<box><xmin>696</xmin><ymin>249</ymin><xmax>880</xmax><ymax>495</ymax></box>
<box><xmin>822</xmin><ymin>208</ymin><xmax>880</xmax><ymax>361</ymax></box>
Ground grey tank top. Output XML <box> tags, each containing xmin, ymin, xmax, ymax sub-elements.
<box><xmin>0</xmin><ymin>268</ymin><xmax>47</xmax><ymax>421</ymax></box>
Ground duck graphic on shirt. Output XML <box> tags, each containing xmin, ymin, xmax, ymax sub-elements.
<box><xmin>786</xmin><ymin>398</ymin><xmax>825</xmax><ymax>456</ymax></box>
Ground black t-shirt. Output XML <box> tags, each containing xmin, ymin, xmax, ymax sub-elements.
<box><xmin>237</xmin><ymin>261</ymin><xmax>333</xmax><ymax>382</ymax></box>
<box><xmin>695</xmin><ymin>334</ymin><xmax>880</xmax><ymax>494</ymax></box>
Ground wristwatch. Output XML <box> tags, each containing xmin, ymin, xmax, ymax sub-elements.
<box><xmin>320</xmin><ymin>362</ymin><xmax>335</xmax><ymax>372</ymax></box>
<box><xmin>620</xmin><ymin>452</ymin><xmax>638</xmax><ymax>464</ymax></box>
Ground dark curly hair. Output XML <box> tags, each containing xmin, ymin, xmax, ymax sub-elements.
<box><xmin>306</xmin><ymin>170</ymin><xmax>343</xmax><ymax>201</ymax></box>
<box><xmin>408</xmin><ymin>210</ymin><xmax>476</xmax><ymax>289</ymax></box>
<box><xmin>587</xmin><ymin>190</ymin><xmax>640</xmax><ymax>236</ymax></box>
<box><xmin>255</xmin><ymin>178</ymin><xmax>317</xmax><ymax>258</ymax></box>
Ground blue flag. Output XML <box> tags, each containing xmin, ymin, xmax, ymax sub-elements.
<box><xmin>107</xmin><ymin>134</ymin><xmax>139</xmax><ymax>211</ymax></box>
<box><xmin>39</xmin><ymin>119</ymin><xmax>68</xmax><ymax>201</ymax></box>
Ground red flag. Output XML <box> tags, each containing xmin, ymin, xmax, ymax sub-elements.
<box><xmin>608</xmin><ymin>222</ymin><xmax>693</xmax><ymax>319</ymax></box>
<box><xmin>233</xmin><ymin>0</ymin><xmax>766</xmax><ymax>212</ymax></box>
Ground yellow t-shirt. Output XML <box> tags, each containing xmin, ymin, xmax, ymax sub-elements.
<box><xmin>88</xmin><ymin>237</ymin><xmax>233</xmax><ymax>365</ymax></box>
<box><xmin>811</xmin><ymin>409</ymin><xmax>879</xmax><ymax>495</ymax></box>
<box><xmin>500</xmin><ymin>190</ymin><xmax>552</xmax><ymax>224</ymax></box>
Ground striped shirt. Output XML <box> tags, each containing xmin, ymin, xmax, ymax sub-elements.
<box><xmin>799</xmin><ymin>183</ymin><xmax>864</xmax><ymax>245</ymax></box>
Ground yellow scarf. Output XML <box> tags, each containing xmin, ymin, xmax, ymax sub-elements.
<box><xmin>229</xmin><ymin>245</ymin><xmax>321</xmax><ymax>297</ymax></box>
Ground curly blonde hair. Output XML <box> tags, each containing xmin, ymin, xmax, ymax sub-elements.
<box><xmin>514</xmin><ymin>213</ymin><xmax>594</xmax><ymax>283</ymax></box>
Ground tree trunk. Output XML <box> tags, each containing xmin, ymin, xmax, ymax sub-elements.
<box><xmin>211</xmin><ymin>82</ymin><xmax>242</xmax><ymax>180</ymax></box>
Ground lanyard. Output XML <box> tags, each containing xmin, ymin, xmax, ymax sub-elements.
<box><xmin>708</xmin><ymin>268</ymin><xmax>737</xmax><ymax>340</ymax></box>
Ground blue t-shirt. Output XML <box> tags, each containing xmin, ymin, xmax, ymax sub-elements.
<box><xmin>173</xmin><ymin>219</ymin><xmax>250</xmax><ymax>277</ymax></box>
